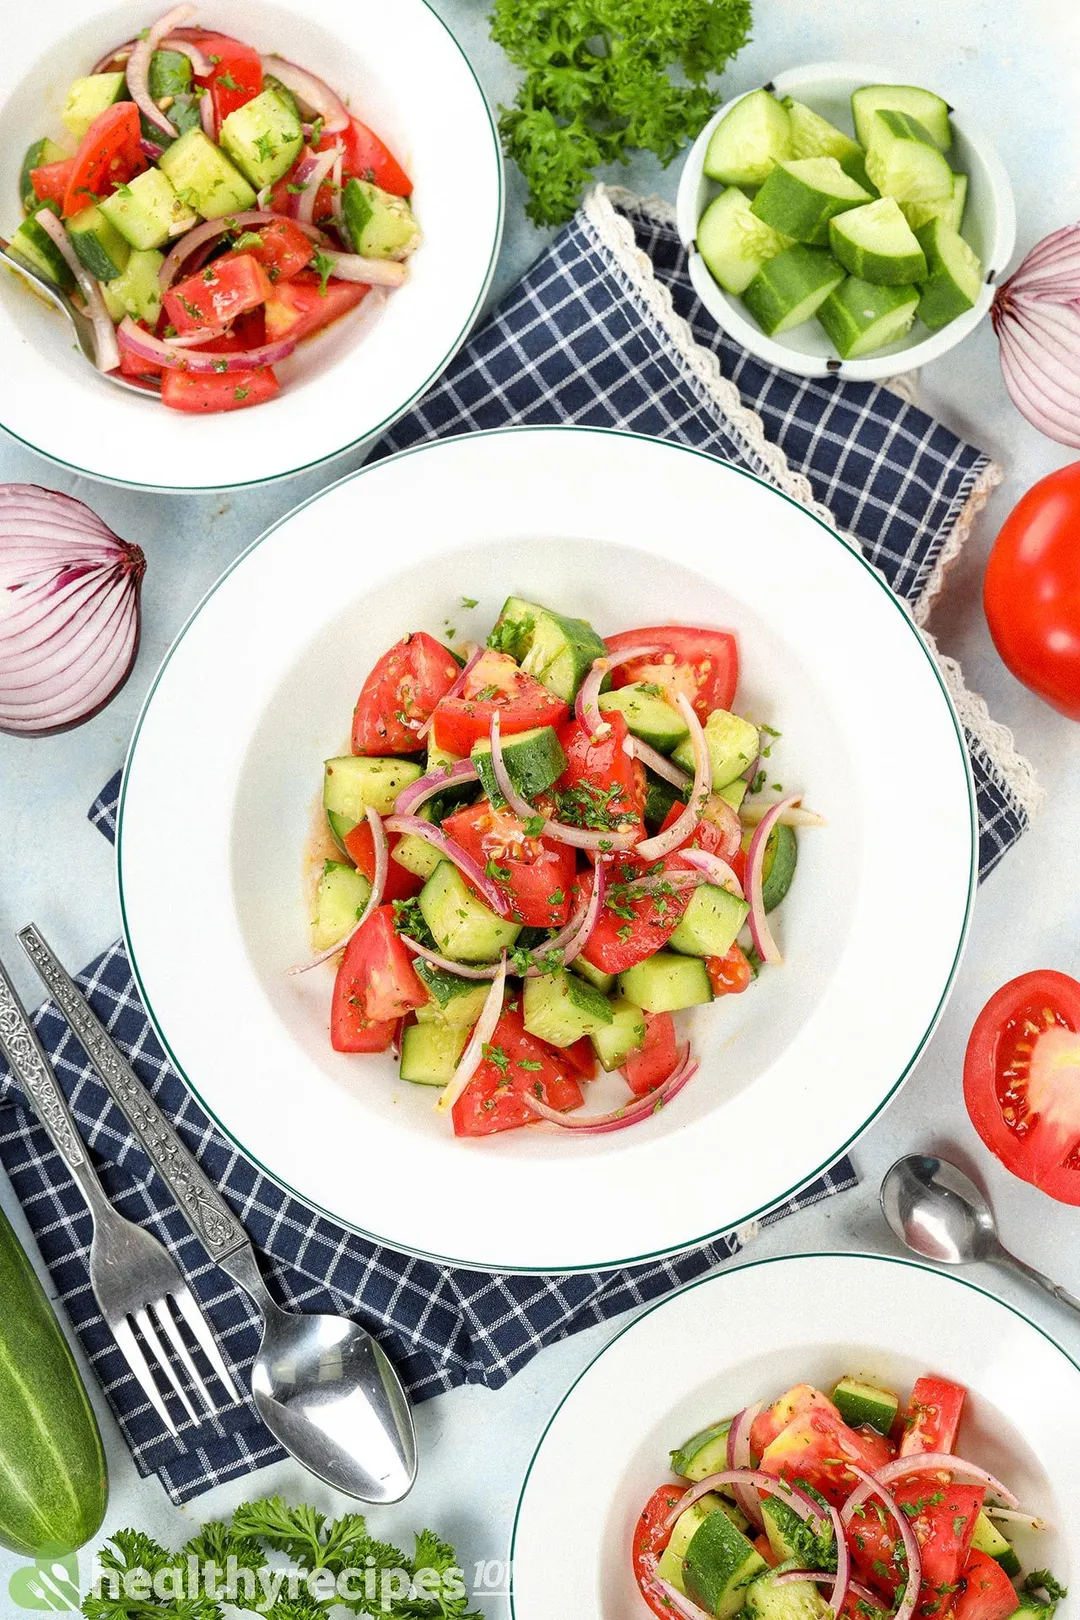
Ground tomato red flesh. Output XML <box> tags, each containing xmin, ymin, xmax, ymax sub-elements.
<box><xmin>160</xmin><ymin>368</ymin><xmax>279</xmax><ymax>412</ymax></box>
<box><xmin>900</xmin><ymin>1376</ymin><xmax>966</xmax><ymax>1457</ymax></box>
<box><xmin>849</xmin><ymin>1479</ymin><xmax>984</xmax><ymax>1616</ymax></box>
<box><xmin>179</xmin><ymin>29</ymin><xmax>264</xmax><ymax>125</ymax></box>
<box><xmin>759</xmin><ymin>1406</ymin><xmax>894</xmax><ymax>1506</ymax></box>
<box><xmin>605</xmin><ymin>625</ymin><xmax>739</xmax><ymax>722</ymax></box>
<box><xmin>330</xmin><ymin>904</ymin><xmax>427</xmax><ymax>1032</ymax></box>
<box><xmin>952</xmin><ymin>1551</ymin><xmax>1021</xmax><ymax>1620</ymax></box>
<box><xmin>577</xmin><ymin>856</ymin><xmax>690</xmax><ymax>975</ymax></box>
<box><xmin>560</xmin><ymin>1036</ymin><xmax>597</xmax><ymax>1081</ymax></box>
<box><xmin>164</xmin><ymin>253</ymin><xmax>273</xmax><ymax>335</ymax></box>
<box><xmin>441</xmin><ymin>800</ymin><xmax>576</xmax><ymax>928</ymax></box>
<box><xmin>623</xmin><ymin>1012</ymin><xmax>679</xmax><ymax>1096</ymax></box>
<box><xmin>264</xmin><ymin>273</ymin><xmax>370</xmax><ymax>343</ymax></box>
<box><xmin>343</xmin><ymin>819</ymin><xmax>424</xmax><ymax>903</ymax></box>
<box><xmin>220</xmin><ymin>219</ymin><xmax>314</xmax><ymax>283</ymax></box>
<box><xmin>632</xmin><ymin>1484</ymin><xmax>685</xmax><ymax>1620</ymax></box>
<box><xmin>328</xmin><ymin>117</ymin><xmax>412</xmax><ymax>195</ymax></box>
<box><xmin>451</xmin><ymin>1004</ymin><xmax>583</xmax><ymax>1136</ymax></box>
<box><xmin>30</xmin><ymin>158</ymin><xmax>76</xmax><ymax>209</ymax></box>
<box><xmin>351</xmin><ymin>631</ymin><xmax>461</xmax><ymax>756</ymax></box>
<box><xmin>431</xmin><ymin>649</ymin><xmax>568</xmax><ymax>755</ymax></box>
<box><xmin>63</xmin><ymin>102</ymin><xmax>146</xmax><ymax>215</ymax></box>
<box><xmin>555</xmin><ymin>712</ymin><xmax>646</xmax><ymax>843</ymax></box>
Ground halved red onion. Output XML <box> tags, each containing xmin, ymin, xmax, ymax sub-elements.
<box><xmin>992</xmin><ymin>224</ymin><xmax>1080</xmax><ymax>446</ymax></box>
<box><xmin>0</xmin><ymin>485</ymin><xmax>144</xmax><ymax>735</ymax></box>
<box><xmin>523</xmin><ymin>1045</ymin><xmax>698</xmax><ymax>1133</ymax></box>
<box><xmin>383</xmin><ymin>814</ymin><xmax>511</xmax><ymax>916</ymax></box>
<box><xmin>288</xmin><ymin>805</ymin><xmax>386</xmax><ymax>974</ymax></box>
<box><xmin>417</xmin><ymin>644</ymin><xmax>480</xmax><ymax>743</ymax></box>
<box><xmin>741</xmin><ymin>799</ymin><xmax>824</xmax><ymax>829</ymax></box>
<box><xmin>117</xmin><ymin>316</ymin><xmax>296</xmax><ymax>374</ymax></box>
<box><xmin>727</xmin><ymin>1402</ymin><xmax>766</xmax><ymax>1528</ymax></box>
<box><xmin>632</xmin><ymin>737</ymin><xmax>691</xmax><ymax>789</ymax></box>
<box><xmin>35</xmin><ymin>212</ymin><xmax>119</xmax><ymax>373</ymax></box>
<box><xmin>679</xmin><ymin>847</ymin><xmax>745</xmax><ymax>899</ymax></box>
<box><xmin>126</xmin><ymin>4</ymin><xmax>197</xmax><ymax>141</ymax></box>
<box><xmin>636</xmin><ymin>695</ymin><xmax>711</xmax><ymax>861</ymax></box>
<box><xmin>260</xmin><ymin>54</ymin><xmax>350</xmax><ymax>133</ymax></box>
<box><xmin>400</xmin><ymin>937</ymin><xmax>499</xmax><ymax>981</ymax></box>
<box><xmin>840</xmin><ymin>1465</ymin><xmax>922</xmax><ymax>1620</ymax></box>
<box><xmin>435</xmin><ymin>954</ymin><xmax>507</xmax><ymax>1114</ymax></box>
<box><xmin>290</xmin><ymin>146</ymin><xmax>338</xmax><ymax>226</ymax></box>
<box><xmin>868</xmin><ymin>1452</ymin><xmax>1019</xmax><ymax>1508</ymax></box>
<box><xmin>666</xmin><ymin>1470</ymin><xmax>825</xmax><ymax>1531</ymax></box>
<box><xmin>159</xmin><ymin>212</ymin><xmax>330</xmax><ymax>293</ymax></box>
<box><xmin>489</xmin><ymin>712</ymin><xmax>638</xmax><ymax>852</ymax></box>
<box><xmin>746</xmin><ymin>795</ymin><xmax>800</xmax><ymax>966</ymax></box>
<box><xmin>317</xmin><ymin>250</ymin><xmax>408</xmax><ymax>288</ymax></box>
<box><xmin>394</xmin><ymin>758</ymin><xmax>479</xmax><ymax>816</ymax></box>
<box><xmin>527</xmin><ymin>862</ymin><xmax>606</xmax><ymax>972</ymax></box>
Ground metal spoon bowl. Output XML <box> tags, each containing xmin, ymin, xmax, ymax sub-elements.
<box><xmin>1</xmin><ymin>238</ymin><xmax>152</xmax><ymax>395</ymax></box>
<box><xmin>881</xmin><ymin>1153</ymin><xmax>1080</xmax><ymax>1317</ymax></box>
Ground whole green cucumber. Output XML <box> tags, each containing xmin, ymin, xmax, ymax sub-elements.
<box><xmin>0</xmin><ymin>1203</ymin><xmax>108</xmax><ymax>1555</ymax></box>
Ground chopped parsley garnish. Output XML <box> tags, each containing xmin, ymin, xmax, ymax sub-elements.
<box><xmin>487</xmin><ymin>614</ymin><xmax>532</xmax><ymax>655</ymax></box>
<box><xmin>213</xmin><ymin>358</ymin><xmax>229</xmax><ymax>373</ymax></box>
<box><xmin>555</xmin><ymin>779</ymin><xmax>628</xmax><ymax>831</ymax></box>
<box><xmin>308</xmin><ymin>116</ymin><xmax>324</xmax><ymax>147</ymax></box>
<box><xmin>233</xmin><ymin>385</ymin><xmax>250</xmax><ymax>402</ymax></box>
<box><xmin>485</xmin><ymin>858</ymin><xmax>512</xmax><ymax>883</ymax></box>
<box><xmin>749</xmin><ymin>768</ymin><xmax>767</xmax><ymax>795</ymax></box>
<box><xmin>482</xmin><ymin>1042</ymin><xmax>510</xmax><ymax>1075</ymax></box>
<box><xmin>310</xmin><ymin>248</ymin><xmax>335</xmax><ymax>296</ymax></box>
<box><xmin>253</xmin><ymin>132</ymin><xmax>277</xmax><ymax>162</ymax></box>
<box><xmin>523</xmin><ymin>814</ymin><xmax>546</xmax><ymax>837</ymax></box>
<box><xmin>461</xmin><ymin>596</ymin><xmax>478</xmax><ymax>609</ymax></box>
<box><xmin>287</xmin><ymin>180</ymin><xmax>308</xmax><ymax>194</ymax></box>
<box><xmin>216</xmin><ymin>69</ymin><xmax>241</xmax><ymax>89</ymax></box>
<box><xmin>517</xmin><ymin>1058</ymin><xmax>542</xmax><ymax>1071</ymax></box>
<box><xmin>472</xmin><ymin>683</ymin><xmax>501</xmax><ymax>703</ymax></box>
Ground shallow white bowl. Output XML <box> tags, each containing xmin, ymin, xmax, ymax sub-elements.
<box><xmin>0</xmin><ymin>0</ymin><xmax>502</xmax><ymax>489</ymax></box>
<box><xmin>117</xmin><ymin>426</ymin><xmax>976</xmax><ymax>1272</ymax></box>
<box><xmin>675</xmin><ymin>61</ymin><xmax>1016</xmax><ymax>381</ymax></box>
<box><xmin>511</xmin><ymin>1253</ymin><xmax>1076</xmax><ymax>1617</ymax></box>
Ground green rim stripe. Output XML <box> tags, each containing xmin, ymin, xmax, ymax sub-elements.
<box><xmin>118</xmin><ymin>424</ymin><xmax>977</xmax><ymax>1273</ymax></box>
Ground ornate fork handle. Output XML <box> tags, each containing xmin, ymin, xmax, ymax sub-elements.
<box><xmin>19</xmin><ymin>925</ymin><xmax>245</xmax><ymax>1260</ymax></box>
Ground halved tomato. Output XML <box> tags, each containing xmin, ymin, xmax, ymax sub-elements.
<box><xmin>451</xmin><ymin>1003</ymin><xmax>583</xmax><ymax>1136</ymax></box>
<box><xmin>605</xmin><ymin>626</ymin><xmax>739</xmax><ymax>722</ymax></box>
<box><xmin>632</xmin><ymin>1484</ymin><xmax>686</xmax><ymax>1620</ymax></box>
<box><xmin>351</xmin><ymin>631</ymin><xmax>460</xmax><ymax>755</ymax></box>
<box><xmin>62</xmin><ymin>102</ymin><xmax>146</xmax><ymax>215</ymax></box>
<box><xmin>900</xmin><ymin>1376</ymin><xmax>966</xmax><ymax>1457</ymax></box>
<box><xmin>343</xmin><ymin>818</ymin><xmax>424</xmax><ymax>903</ymax></box>
<box><xmin>431</xmin><ymin>649</ymin><xmax>568</xmax><ymax>755</ymax></box>
<box><xmin>440</xmin><ymin>800</ymin><xmax>576</xmax><ymax>928</ymax></box>
<box><xmin>623</xmin><ymin>1012</ymin><xmax>679</xmax><ymax>1096</ymax></box>
<box><xmin>963</xmin><ymin>970</ymin><xmax>1080</xmax><ymax>1205</ymax></box>
<box><xmin>264</xmin><ymin>274</ymin><xmax>369</xmax><ymax>344</ymax></box>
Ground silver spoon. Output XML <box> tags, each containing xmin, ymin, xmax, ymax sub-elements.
<box><xmin>881</xmin><ymin>1153</ymin><xmax>1080</xmax><ymax>1316</ymax></box>
<box><xmin>19</xmin><ymin>923</ymin><xmax>418</xmax><ymax>1502</ymax></box>
<box><xmin>0</xmin><ymin>236</ymin><xmax>151</xmax><ymax>395</ymax></box>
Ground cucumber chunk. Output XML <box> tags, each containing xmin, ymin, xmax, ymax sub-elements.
<box><xmin>490</xmin><ymin>596</ymin><xmax>607</xmax><ymax>702</ymax></box>
<box><xmin>598</xmin><ymin>684</ymin><xmax>689</xmax><ymax>754</ymax></box>
<box><xmin>619</xmin><ymin>952</ymin><xmax>713</xmax><ymax>1013</ymax></box>
<box><xmin>697</xmin><ymin>187</ymin><xmax>791</xmax><ymax>297</ymax></box>
<box><xmin>718</xmin><ymin>778</ymin><xmax>747</xmax><ymax>811</ymax></box>
<box><xmin>915</xmin><ymin>217</ymin><xmax>983</xmax><ymax>329</ymax></box>
<box><xmin>903</xmin><ymin>170</ymin><xmax>967</xmax><ymax>232</ymax></box>
<box><xmin>149</xmin><ymin>48</ymin><xmax>193</xmax><ymax>100</ymax></box>
<box><xmin>782</xmin><ymin>97</ymin><xmax>872</xmax><ymax>189</ymax></box>
<box><xmin>669</xmin><ymin>884</ymin><xmax>749</xmax><ymax>959</ymax></box>
<box><xmin>413</xmin><ymin>965</ymin><xmax>490</xmax><ymax>1027</ymax></box>
<box><xmin>852</xmin><ymin>83</ymin><xmax>952</xmax><ymax>151</ymax></box>
<box><xmin>659</xmin><ymin>1496</ymin><xmax>760</xmax><ymax>1608</ymax></box>
<box><xmin>865</xmin><ymin>111</ymin><xmax>953</xmax><ymax>208</ymax></box>
<box><xmin>220</xmin><ymin>88</ymin><xmax>304</xmax><ymax>189</ymax></box>
<box><xmin>704</xmin><ymin>89</ymin><xmax>792</xmax><ymax>187</ymax></box>
<box><xmin>100</xmin><ymin>248</ymin><xmax>165</xmax><ymax>325</ymax></box>
<box><xmin>671</xmin><ymin>1418</ymin><xmax>732</xmax><ymax>1481</ymax></box>
<box><xmin>828</xmin><ymin>197</ymin><xmax>927</xmax><ymax>284</ymax></box>
<box><xmin>573</xmin><ymin>957</ymin><xmax>616</xmax><ymax>994</ymax></box>
<box><xmin>644</xmin><ymin>775</ymin><xmax>684</xmax><ymax>833</ymax></box>
<box><xmin>158</xmin><ymin>127</ymin><xmax>257</xmax><ymax>219</ymax></box>
<box><xmin>761</xmin><ymin>822</ymin><xmax>797</xmax><ymax>912</ymax></box>
<box><xmin>971</xmin><ymin>1511</ymin><xmax>1021</xmax><ymax>1579</ymax></box>
<box><xmin>8</xmin><ymin>216</ymin><xmax>76</xmax><ymax>293</ymax></box>
<box><xmin>399</xmin><ymin>1021</ymin><xmax>468</xmax><ymax>1086</ymax></box>
<box><xmin>817</xmin><ymin>276</ymin><xmax>919</xmax><ymax>358</ymax></box>
<box><xmin>746</xmin><ymin>1566</ymin><xmax>833</xmax><ymax>1620</ymax></box>
<box><xmin>67</xmin><ymin>204</ymin><xmax>130</xmax><ymax>282</ymax></box>
<box><xmin>751</xmin><ymin>158</ymin><xmax>870</xmax><ymax>246</ymax></box>
<box><xmin>323</xmin><ymin>755</ymin><xmax>423</xmax><ymax>846</ymax></box>
<box><xmin>742</xmin><ymin>245</ymin><xmax>845</xmax><ymax>336</ymax></box>
<box><xmin>523</xmin><ymin>969</ymin><xmax>613</xmax><ymax>1047</ymax></box>
<box><xmin>673</xmin><ymin>708</ymin><xmax>758</xmax><ymax>786</ymax></box>
<box><xmin>471</xmin><ymin>724</ymin><xmax>567</xmax><ymax>808</ymax></box>
<box><xmin>19</xmin><ymin>137</ymin><xmax>67</xmax><ymax>214</ymax></box>
<box><xmin>418</xmin><ymin>862</ymin><xmax>521</xmax><ymax>962</ymax></box>
<box><xmin>590</xmin><ymin>995</ymin><xmax>646</xmax><ymax>1071</ymax></box>
<box><xmin>61</xmin><ymin>73</ymin><xmax>125</xmax><ymax>142</ymax></box>
<box><xmin>341</xmin><ymin>179</ymin><xmax>421</xmax><ymax>261</ymax></box>
<box><xmin>392</xmin><ymin>808</ymin><xmax>445</xmax><ymax>880</ymax></box>
<box><xmin>311</xmin><ymin>860</ymin><xmax>372</xmax><ymax>952</ymax></box>
<box><xmin>832</xmin><ymin>1376</ymin><xmax>899</xmax><ymax>1434</ymax></box>
<box><xmin>100</xmin><ymin>168</ymin><xmax>197</xmax><ymax>251</ymax></box>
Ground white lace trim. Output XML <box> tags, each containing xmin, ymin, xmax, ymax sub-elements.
<box><xmin>580</xmin><ymin>182</ymin><xmax>1039</xmax><ymax>827</ymax></box>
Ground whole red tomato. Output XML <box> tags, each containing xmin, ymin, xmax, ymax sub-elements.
<box><xmin>984</xmin><ymin>462</ymin><xmax>1080</xmax><ymax>719</ymax></box>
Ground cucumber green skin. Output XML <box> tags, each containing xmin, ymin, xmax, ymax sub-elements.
<box><xmin>414</xmin><ymin>959</ymin><xmax>490</xmax><ymax>1019</ymax></box>
<box><xmin>68</xmin><ymin>205</ymin><xmax>130</xmax><ymax>282</ymax></box>
<box><xmin>831</xmin><ymin>1377</ymin><xmax>898</xmax><ymax>1434</ymax></box>
<box><xmin>751</xmin><ymin>164</ymin><xmax>869</xmax><ymax>247</ymax></box>
<box><xmin>828</xmin><ymin>206</ymin><xmax>927</xmax><ymax>286</ymax></box>
<box><xmin>419</xmin><ymin>861</ymin><xmax>521</xmax><ymax>962</ymax></box>
<box><xmin>491</xmin><ymin>597</ymin><xmax>607</xmax><ymax>702</ymax></box>
<box><xmin>644</xmin><ymin>775</ymin><xmax>685</xmax><ymax>832</ymax></box>
<box><xmin>0</xmin><ymin>1205</ymin><xmax>107</xmax><ymax>1556</ymax></box>
<box><xmin>158</xmin><ymin>128</ymin><xmax>257</xmax><ymax>220</ymax></box>
<box><xmin>971</xmin><ymin>1511</ymin><xmax>1021</xmax><ymax>1577</ymax></box>
<box><xmin>684</xmin><ymin>1509</ymin><xmax>766</xmax><ymax>1618</ymax></box>
<box><xmin>761</xmin><ymin>823</ymin><xmax>797</xmax><ymax>913</ymax></box>
<box><xmin>472</xmin><ymin>724</ymin><xmax>567</xmax><ymax>808</ymax></box>
<box><xmin>598</xmin><ymin>685</ymin><xmax>688</xmax><ymax>754</ymax></box>
<box><xmin>852</xmin><ymin>84</ymin><xmax>952</xmax><ymax>151</ymax></box>
<box><xmin>341</xmin><ymin>179</ymin><xmax>418</xmax><ymax>259</ymax></box>
<box><xmin>523</xmin><ymin>970</ymin><xmax>613</xmax><ymax>1046</ymax></box>
<box><xmin>9</xmin><ymin>218</ymin><xmax>76</xmax><ymax>294</ymax></box>
<box><xmin>19</xmin><ymin>138</ymin><xmax>66</xmax><ymax>213</ymax></box>
<box><xmin>742</xmin><ymin>245</ymin><xmax>845</xmax><ymax>336</ymax></box>
<box><xmin>817</xmin><ymin>277</ymin><xmax>918</xmax><ymax>359</ymax></box>
<box><xmin>915</xmin><ymin>219</ymin><xmax>981</xmax><ymax>329</ymax></box>
<box><xmin>671</xmin><ymin>1417</ymin><xmax>731</xmax><ymax>1478</ymax></box>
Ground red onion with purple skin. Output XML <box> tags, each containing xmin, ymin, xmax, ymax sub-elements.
<box><xmin>992</xmin><ymin>224</ymin><xmax>1080</xmax><ymax>447</ymax></box>
<box><xmin>0</xmin><ymin>485</ymin><xmax>144</xmax><ymax>736</ymax></box>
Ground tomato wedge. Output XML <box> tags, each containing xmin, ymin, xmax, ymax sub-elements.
<box><xmin>963</xmin><ymin>970</ymin><xmax>1080</xmax><ymax>1205</ymax></box>
<box><xmin>63</xmin><ymin>102</ymin><xmax>146</xmax><ymax>216</ymax></box>
<box><xmin>431</xmin><ymin>649</ymin><xmax>567</xmax><ymax>755</ymax></box>
<box><xmin>556</xmin><ymin>712</ymin><xmax>646</xmax><ymax>843</ymax></box>
<box><xmin>605</xmin><ymin>625</ymin><xmax>739</xmax><ymax>722</ymax></box>
<box><xmin>264</xmin><ymin>274</ymin><xmax>370</xmax><ymax>344</ymax></box>
<box><xmin>160</xmin><ymin>369</ymin><xmax>279</xmax><ymax>412</ymax></box>
<box><xmin>163</xmin><ymin>253</ymin><xmax>273</xmax><ymax>335</ymax></box>
<box><xmin>759</xmin><ymin>1405</ymin><xmax>893</xmax><ymax>1506</ymax></box>
<box><xmin>750</xmin><ymin>1383</ymin><xmax>842</xmax><ymax>1456</ymax></box>
<box><xmin>632</xmin><ymin>1484</ymin><xmax>685</xmax><ymax>1620</ymax></box>
<box><xmin>343</xmin><ymin>818</ymin><xmax>423</xmax><ymax>903</ymax></box>
<box><xmin>440</xmin><ymin>800</ymin><xmax>576</xmax><ymax>928</ymax></box>
<box><xmin>30</xmin><ymin>158</ymin><xmax>76</xmax><ymax>210</ymax></box>
<box><xmin>623</xmin><ymin>1012</ymin><xmax>679</xmax><ymax>1095</ymax></box>
<box><xmin>220</xmin><ymin>218</ymin><xmax>314</xmax><ymax>283</ymax></box>
<box><xmin>900</xmin><ymin>1375</ymin><xmax>966</xmax><ymax>1456</ymax></box>
<box><xmin>325</xmin><ymin>116</ymin><xmax>412</xmax><ymax>196</ymax></box>
<box><xmin>177</xmin><ymin>28</ymin><xmax>263</xmax><ymax>125</ymax></box>
<box><xmin>849</xmin><ymin>1479</ymin><xmax>984</xmax><ymax>1615</ymax></box>
<box><xmin>953</xmin><ymin>1551</ymin><xmax>1022</xmax><ymax>1620</ymax></box>
<box><xmin>331</xmin><ymin>905</ymin><xmax>427</xmax><ymax>1034</ymax></box>
<box><xmin>351</xmin><ymin>631</ymin><xmax>461</xmax><ymax>755</ymax></box>
<box><xmin>451</xmin><ymin>1003</ymin><xmax>583</xmax><ymax>1136</ymax></box>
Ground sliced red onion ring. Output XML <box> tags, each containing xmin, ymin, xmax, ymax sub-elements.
<box><xmin>648</xmin><ymin>1571</ymin><xmax>714</xmax><ymax>1620</ymax></box>
<box><xmin>984</xmin><ymin>1506</ymin><xmax>1046</xmax><ymax>1530</ymax></box>
<box><xmin>417</xmin><ymin>645</ymin><xmax>481</xmax><ymax>742</ymax></box>
<box><xmin>666</xmin><ymin>1470</ymin><xmax>825</xmax><ymax>1531</ymax></box>
<box><xmin>523</xmin><ymin>1045</ymin><xmax>698</xmax><ymax>1133</ymax></box>
<box><xmin>632</xmin><ymin>737</ymin><xmax>691</xmax><ymax>789</ymax></box>
<box><xmin>160</xmin><ymin>31</ymin><xmax>214</xmax><ymax>74</ymax></box>
<box><xmin>868</xmin><ymin>1453</ymin><xmax>1019</xmax><ymax>1508</ymax></box>
<box><xmin>117</xmin><ymin>316</ymin><xmax>296</xmax><ymax>374</ymax></box>
<box><xmin>489</xmin><ymin>712</ymin><xmax>638</xmax><ymax>852</ymax></box>
<box><xmin>727</xmin><ymin>1402</ymin><xmax>766</xmax><ymax>1527</ymax></box>
<box><xmin>290</xmin><ymin>146</ymin><xmax>338</xmax><ymax>226</ymax></box>
<box><xmin>741</xmin><ymin>799</ymin><xmax>824</xmax><ymax>828</ymax></box>
<box><xmin>394</xmin><ymin>758</ymin><xmax>479</xmax><ymax>816</ymax></box>
<box><xmin>158</xmin><ymin>211</ymin><xmax>330</xmax><ymax>293</ymax></box>
<box><xmin>746</xmin><ymin>795</ymin><xmax>800</xmax><ymax>966</ymax></box>
<box><xmin>775</xmin><ymin>1571</ymin><xmax>871</xmax><ymax>1613</ymax></box>
<box><xmin>575</xmin><ymin>657</ymin><xmax>612</xmax><ymax>740</ymax></box>
<box><xmin>127</xmin><ymin>4</ymin><xmax>196</xmax><ymax>141</ymax></box>
<box><xmin>35</xmin><ymin>212</ymin><xmax>120</xmax><ymax>373</ymax></box>
<box><xmin>527</xmin><ymin>863</ymin><xmax>606</xmax><ymax>972</ymax></box>
<box><xmin>260</xmin><ymin>54</ymin><xmax>350</xmax><ymax>133</ymax></box>
<box><xmin>383</xmin><ymin>814</ymin><xmax>511</xmax><ymax>916</ymax></box>
<box><xmin>199</xmin><ymin>87</ymin><xmax>217</xmax><ymax>141</ymax></box>
<box><xmin>620</xmin><ymin>869</ymin><xmax>701</xmax><ymax>900</ymax></box>
<box><xmin>840</xmin><ymin>1465</ymin><xmax>922</xmax><ymax>1620</ymax></box>
<box><xmin>434</xmin><ymin>954</ymin><xmax>507</xmax><ymax>1114</ymax></box>
<box><xmin>317</xmin><ymin>249</ymin><xmax>408</xmax><ymax>288</ymax></box>
<box><xmin>287</xmin><ymin>805</ymin><xmax>386</xmax><ymax>974</ymax></box>
<box><xmin>400</xmin><ymin>938</ymin><xmax>499</xmax><ymax>980</ymax></box>
<box><xmin>140</xmin><ymin>135</ymin><xmax>167</xmax><ymax>160</ymax></box>
<box><xmin>636</xmin><ymin>695</ymin><xmax>711</xmax><ymax>861</ymax></box>
<box><xmin>679</xmin><ymin>848</ymin><xmax>745</xmax><ymax>899</ymax></box>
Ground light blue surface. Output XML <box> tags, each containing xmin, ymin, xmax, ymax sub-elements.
<box><xmin>3</xmin><ymin>0</ymin><xmax>1080</xmax><ymax>1603</ymax></box>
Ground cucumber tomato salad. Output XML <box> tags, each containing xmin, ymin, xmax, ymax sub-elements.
<box><xmin>635</xmin><ymin>1373</ymin><xmax>1065</xmax><ymax>1620</ymax></box>
<box><xmin>301</xmin><ymin>597</ymin><xmax>816</xmax><ymax>1138</ymax></box>
<box><xmin>10</xmin><ymin>6</ymin><xmax>420</xmax><ymax>411</ymax></box>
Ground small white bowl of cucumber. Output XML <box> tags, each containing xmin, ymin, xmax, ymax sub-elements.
<box><xmin>675</xmin><ymin>61</ymin><xmax>1015</xmax><ymax>380</ymax></box>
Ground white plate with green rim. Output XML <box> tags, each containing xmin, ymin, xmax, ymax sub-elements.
<box><xmin>0</xmin><ymin>0</ymin><xmax>502</xmax><ymax>489</ymax></box>
<box><xmin>118</xmin><ymin>425</ymin><xmax>976</xmax><ymax>1271</ymax></box>
<box><xmin>510</xmin><ymin>1252</ymin><xmax>1076</xmax><ymax>1617</ymax></box>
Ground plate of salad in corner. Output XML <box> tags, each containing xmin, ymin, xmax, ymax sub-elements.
<box><xmin>0</xmin><ymin>0</ymin><xmax>501</xmax><ymax>488</ymax></box>
<box><xmin>510</xmin><ymin>1252</ymin><xmax>1076</xmax><ymax>1620</ymax></box>
<box><xmin>117</xmin><ymin>426</ymin><xmax>976</xmax><ymax>1272</ymax></box>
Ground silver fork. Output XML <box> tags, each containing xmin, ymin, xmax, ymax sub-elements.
<box><xmin>0</xmin><ymin>957</ymin><xmax>240</xmax><ymax>1437</ymax></box>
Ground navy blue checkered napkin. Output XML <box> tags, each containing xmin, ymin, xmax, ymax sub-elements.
<box><xmin>0</xmin><ymin>189</ymin><xmax>1036</xmax><ymax>1505</ymax></box>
